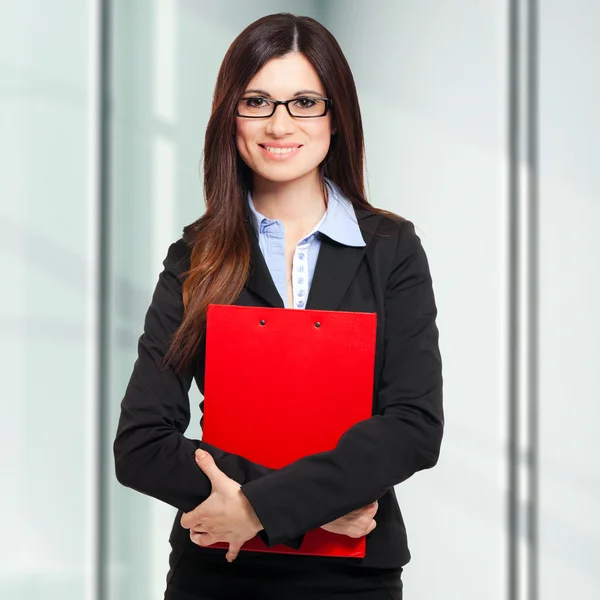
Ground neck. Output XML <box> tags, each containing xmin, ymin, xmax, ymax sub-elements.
<box><xmin>251</xmin><ymin>171</ymin><xmax>327</xmax><ymax>236</ymax></box>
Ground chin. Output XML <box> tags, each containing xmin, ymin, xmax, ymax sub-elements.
<box><xmin>253</xmin><ymin>164</ymin><xmax>322</xmax><ymax>184</ymax></box>
<box><xmin>257</xmin><ymin>170</ymin><xmax>305</xmax><ymax>183</ymax></box>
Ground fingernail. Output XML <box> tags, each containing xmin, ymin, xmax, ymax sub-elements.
<box><xmin>195</xmin><ymin>450</ymin><xmax>206</xmax><ymax>459</ymax></box>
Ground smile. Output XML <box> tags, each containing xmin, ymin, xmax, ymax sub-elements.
<box><xmin>258</xmin><ymin>144</ymin><xmax>302</xmax><ymax>161</ymax></box>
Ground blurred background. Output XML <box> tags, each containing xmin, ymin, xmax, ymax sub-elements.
<box><xmin>1</xmin><ymin>1</ymin><xmax>598</xmax><ymax>599</ymax></box>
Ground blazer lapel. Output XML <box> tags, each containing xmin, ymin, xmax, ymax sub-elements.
<box><xmin>306</xmin><ymin>209</ymin><xmax>382</xmax><ymax>311</ymax></box>
<box><xmin>244</xmin><ymin>208</ymin><xmax>383</xmax><ymax>311</ymax></box>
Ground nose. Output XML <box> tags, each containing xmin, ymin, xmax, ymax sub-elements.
<box><xmin>265</xmin><ymin>103</ymin><xmax>295</xmax><ymax>137</ymax></box>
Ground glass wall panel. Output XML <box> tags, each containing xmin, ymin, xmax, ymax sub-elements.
<box><xmin>0</xmin><ymin>1</ymin><xmax>95</xmax><ymax>599</ymax></box>
<box><xmin>538</xmin><ymin>1</ymin><xmax>600</xmax><ymax>597</ymax></box>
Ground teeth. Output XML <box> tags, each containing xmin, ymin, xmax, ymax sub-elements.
<box><xmin>264</xmin><ymin>146</ymin><xmax>298</xmax><ymax>154</ymax></box>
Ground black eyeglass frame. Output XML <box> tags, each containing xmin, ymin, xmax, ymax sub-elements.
<box><xmin>236</xmin><ymin>96</ymin><xmax>333</xmax><ymax>119</ymax></box>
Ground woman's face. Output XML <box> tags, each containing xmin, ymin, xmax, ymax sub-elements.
<box><xmin>235</xmin><ymin>52</ymin><xmax>334</xmax><ymax>186</ymax></box>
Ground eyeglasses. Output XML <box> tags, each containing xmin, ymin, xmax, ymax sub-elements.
<box><xmin>236</xmin><ymin>96</ymin><xmax>332</xmax><ymax>118</ymax></box>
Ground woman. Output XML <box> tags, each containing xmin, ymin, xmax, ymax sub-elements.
<box><xmin>114</xmin><ymin>12</ymin><xmax>444</xmax><ymax>600</ymax></box>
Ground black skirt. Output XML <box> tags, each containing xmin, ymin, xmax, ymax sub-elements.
<box><xmin>164</xmin><ymin>544</ymin><xmax>403</xmax><ymax>600</ymax></box>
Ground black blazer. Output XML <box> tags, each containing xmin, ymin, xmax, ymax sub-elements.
<box><xmin>113</xmin><ymin>207</ymin><xmax>444</xmax><ymax>571</ymax></box>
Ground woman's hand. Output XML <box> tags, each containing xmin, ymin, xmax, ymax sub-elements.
<box><xmin>188</xmin><ymin>524</ymin><xmax>219</xmax><ymax>548</ymax></box>
<box><xmin>320</xmin><ymin>501</ymin><xmax>378</xmax><ymax>538</ymax></box>
<box><xmin>180</xmin><ymin>450</ymin><xmax>264</xmax><ymax>562</ymax></box>
<box><xmin>190</xmin><ymin>499</ymin><xmax>378</xmax><ymax>548</ymax></box>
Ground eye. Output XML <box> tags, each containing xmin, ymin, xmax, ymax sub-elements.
<box><xmin>293</xmin><ymin>97</ymin><xmax>318</xmax><ymax>109</ymax></box>
<box><xmin>243</xmin><ymin>96</ymin><xmax>269</xmax><ymax>108</ymax></box>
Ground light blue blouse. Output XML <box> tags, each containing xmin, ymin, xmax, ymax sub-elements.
<box><xmin>247</xmin><ymin>178</ymin><xmax>366</xmax><ymax>308</ymax></box>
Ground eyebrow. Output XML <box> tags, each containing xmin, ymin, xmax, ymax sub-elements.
<box><xmin>243</xmin><ymin>89</ymin><xmax>324</xmax><ymax>97</ymax></box>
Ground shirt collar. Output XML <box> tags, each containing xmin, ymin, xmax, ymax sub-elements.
<box><xmin>247</xmin><ymin>178</ymin><xmax>366</xmax><ymax>247</ymax></box>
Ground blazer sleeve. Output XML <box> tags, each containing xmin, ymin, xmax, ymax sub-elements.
<box><xmin>240</xmin><ymin>220</ymin><xmax>444</xmax><ymax>547</ymax></box>
<box><xmin>113</xmin><ymin>239</ymin><xmax>304</xmax><ymax>549</ymax></box>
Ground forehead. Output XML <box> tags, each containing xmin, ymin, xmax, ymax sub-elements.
<box><xmin>245</xmin><ymin>52</ymin><xmax>325</xmax><ymax>96</ymax></box>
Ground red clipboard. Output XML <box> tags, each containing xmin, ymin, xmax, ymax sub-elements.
<box><xmin>202</xmin><ymin>303</ymin><xmax>377</xmax><ymax>558</ymax></box>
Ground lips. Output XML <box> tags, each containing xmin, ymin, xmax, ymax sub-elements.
<box><xmin>257</xmin><ymin>143</ymin><xmax>303</xmax><ymax>161</ymax></box>
<box><xmin>258</xmin><ymin>144</ymin><xmax>303</xmax><ymax>149</ymax></box>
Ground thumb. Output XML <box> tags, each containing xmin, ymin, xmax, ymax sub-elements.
<box><xmin>194</xmin><ymin>449</ymin><xmax>224</xmax><ymax>487</ymax></box>
<box><xmin>226</xmin><ymin>541</ymin><xmax>242</xmax><ymax>563</ymax></box>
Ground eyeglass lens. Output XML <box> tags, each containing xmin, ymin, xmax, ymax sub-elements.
<box><xmin>238</xmin><ymin>97</ymin><xmax>326</xmax><ymax>117</ymax></box>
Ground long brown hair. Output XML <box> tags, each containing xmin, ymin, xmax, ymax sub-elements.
<box><xmin>164</xmin><ymin>12</ymin><xmax>398</xmax><ymax>373</ymax></box>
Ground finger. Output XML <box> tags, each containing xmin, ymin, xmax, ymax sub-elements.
<box><xmin>190</xmin><ymin>531</ymin><xmax>218</xmax><ymax>547</ymax></box>
<box><xmin>190</xmin><ymin>531</ymin><xmax>206</xmax><ymax>546</ymax></box>
<box><xmin>198</xmin><ymin>532</ymin><xmax>217</xmax><ymax>546</ymax></box>
<box><xmin>181</xmin><ymin>508</ymin><xmax>204</xmax><ymax>530</ymax></box>
<box><xmin>348</xmin><ymin>505</ymin><xmax>371</xmax><ymax>519</ymax></box>
<box><xmin>355</xmin><ymin>501</ymin><xmax>377</xmax><ymax>516</ymax></box>
<box><xmin>180</xmin><ymin>510</ymin><xmax>195</xmax><ymax>529</ymax></box>
<box><xmin>194</xmin><ymin>449</ymin><xmax>226</xmax><ymax>489</ymax></box>
<box><xmin>191</xmin><ymin>525</ymin><xmax>207</xmax><ymax>534</ymax></box>
<box><xmin>366</xmin><ymin>519</ymin><xmax>377</xmax><ymax>535</ymax></box>
<box><xmin>321</xmin><ymin>522</ymin><xmax>341</xmax><ymax>534</ymax></box>
<box><xmin>225</xmin><ymin>542</ymin><xmax>242</xmax><ymax>563</ymax></box>
<box><xmin>191</xmin><ymin>532</ymin><xmax>207</xmax><ymax>546</ymax></box>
